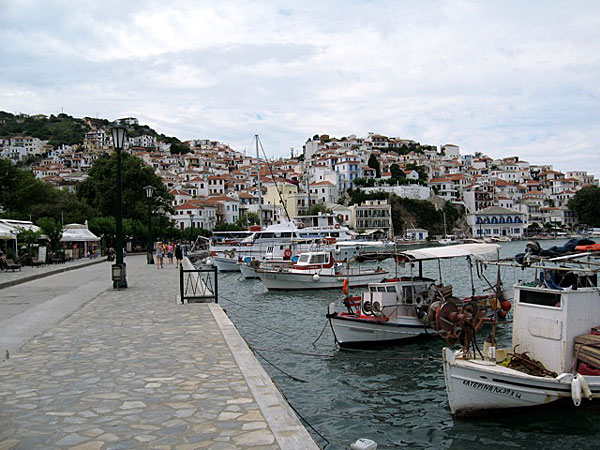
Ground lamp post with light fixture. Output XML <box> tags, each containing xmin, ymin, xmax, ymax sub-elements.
<box><xmin>111</xmin><ymin>126</ymin><xmax>127</xmax><ymax>288</ymax></box>
<box><xmin>145</xmin><ymin>185</ymin><xmax>155</xmax><ymax>264</ymax></box>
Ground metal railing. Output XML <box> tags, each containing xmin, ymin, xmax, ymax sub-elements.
<box><xmin>179</xmin><ymin>257</ymin><xmax>218</xmax><ymax>304</ymax></box>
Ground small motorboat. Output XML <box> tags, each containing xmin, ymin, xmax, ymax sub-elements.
<box><xmin>256</xmin><ymin>251</ymin><xmax>388</xmax><ymax>290</ymax></box>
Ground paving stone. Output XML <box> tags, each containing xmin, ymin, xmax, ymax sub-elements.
<box><xmin>232</xmin><ymin>430</ymin><xmax>275</xmax><ymax>446</ymax></box>
<box><xmin>54</xmin><ymin>432</ymin><xmax>88</xmax><ymax>446</ymax></box>
<box><xmin>69</xmin><ymin>441</ymin><xmax>104</xmax><ymax>450</ymax></box>
<box><xmin>0</xmin><ymin>255</ymin><xmax>316</xmax><ymax>449</ymax></box>
<box><xmin>0</xmin><ymin>439</ymin><xmax>20</xmax><ymax>450</ymax></box>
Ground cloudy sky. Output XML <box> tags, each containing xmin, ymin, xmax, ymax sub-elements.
<box><xmin>2</xmin><ymin>1</ymin><xmax>599</xmax><ymax>174</ymax></box>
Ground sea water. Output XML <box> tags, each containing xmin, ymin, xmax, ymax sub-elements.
<box><xmin>214</xmin><ymin>240</ymin><xmax>600</xmax><ymax>449</ymax></box>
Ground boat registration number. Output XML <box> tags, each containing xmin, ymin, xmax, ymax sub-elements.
<box><xmin>462</xmin><ymin>379</ymin><xmax>522</xmax><ymax>399</ymax></box>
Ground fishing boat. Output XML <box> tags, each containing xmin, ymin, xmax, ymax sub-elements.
<box><xmin>326</xmin><ymin>243</ymin><xmax>502</xmax><ymax>348</ymax></box>
<box><xmin>237</xmin><ymin>245</ymin><xmax>297</xmax><ymax>279</ymax></box>
<box><xmin>255</xmin><ymin>250</ymin><xmax>388</xmax><ymax>290</ymax></box>
<box><xmin>443</xmin><ymin>250</ymin><xmax>600</xmax><ymax>416</ymax></box>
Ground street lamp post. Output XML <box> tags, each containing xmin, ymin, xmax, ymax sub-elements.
<box><xmin>111</xmin><ymin>126</ymin><xmax>127</xmax><ymax>288</ymax></box>
<box><xmin>145</xmin><ymin>185</ymin><xmax>154</xmax><ymax>264</ymax></box>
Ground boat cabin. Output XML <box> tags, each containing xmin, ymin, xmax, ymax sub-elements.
<box><xmin>293</xmin><ymin>251</ymin><xmax>334</xmax><ymax>269</ymax></box>
<box><xmin>513</xmin><ymin>266</ymin><xmax>600</xmax><ymax>374</ymax></box>
<box><xmin>362</xmin><ymin>277</ymin><xmax>435</xmax><ymax>317</ymax></box>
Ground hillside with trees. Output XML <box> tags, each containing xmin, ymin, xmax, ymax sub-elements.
<box><xmin>0</xmin><ymin>111</ymin><xmax>189</xmax><ymax>154</ymax></box>
<box><xmin>346</xmin><ymin>187</ymin><xmax>461</xmax><ymax>236</ymax></box>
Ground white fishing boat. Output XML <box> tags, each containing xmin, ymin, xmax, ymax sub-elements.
<box><xmin>327</xmin><ymin>243</ymin><xmax>502</xmax><ymax>348</ymax></box>
<box><xmin>443</xmin><ymin>251</ymin><xmax>600</xmax><ymax>416</ymax></box>
<box><xmin>256</xmin><ymin>251</ymin><xmax>388</xmax><ymax>290</ymax></box>
<box><xmin>237</xmin><ymin>245</ymin><xmax>296</xmax><ymax>279</ymax></box>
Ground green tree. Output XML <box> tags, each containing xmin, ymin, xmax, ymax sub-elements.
<box><xmin>353</xmin><ymin>177</ymin><xmax>375</xmax><ymax>188</ymax></box>
<box><xmin>123</xmin><ymin>218</ymin><xmax>147</xmax><ymax>245</ymax></box>
<box><xmin>37</xmin><ymin>217</ymin><xmax>63</xmax><ymax>251</ymax></box>
<box><xmin>390</xmin><ymin>164</ymin><xmax>405</xmax><ymax>181</ymax></box>
<box><xmin>236</xmin><ymin>212</ymin><xmax>260</xmax><ymax>228</ymax></box>
<box><xmin>182</xmin><ymin>227</ymin><xmax>212</xmax><ymax>241</ymax></box>
<box><xmin>16</xmin><ymin>228</ymin><xmax>42</xmax><ymax>263</ymax></box>
<box><xmin>308</xmin><ymin>204</ymin><xmax>333</xmax><ymax>215</ymax></box>
<box><xmin>568</xmin><ymin>186</ymin><xmax>600</xmax><ymax>227</ymax></box>
<box><xmin>213</xmin><ymin>223</ymin><xmax>244</xmax><ymax>232</ymax></box>
<box><xmin>77</xmin><ymin>153</ymin><xmax>173</xmax><ymax>224</ymax></box>
<box><xmin>88</xmin><ymin>216</ymin><xmax>116</xmax><ymax>250</ymax></box>
<box><xmin>347</xmin><ymin>188</ymin><xmax>389</xmax><ymax>206</ymax></box>
<box><xmin>0</xmin><ymin>159</ymin><xmax>92</xmax><ymax>223</ymax></box>
<box><xmin>368</xmin><ymin>154</ymin><xmax>381</xmax><ymax>178</ymax></box>
<box><xmin>406</xmin><ymin>163</ymin><xmax>428</xmax><ymax>182</ymax></box>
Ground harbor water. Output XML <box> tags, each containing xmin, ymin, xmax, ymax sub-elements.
<box><xmin>212</xmin><ymin>240</ymin><xmax>600</xmax><ymax>449</ymax></box>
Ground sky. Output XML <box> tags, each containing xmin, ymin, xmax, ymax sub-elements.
<box><xmin>1</xmin><ymin>0</ymin><xmax>599</xmax><ymax>175</ymax></box>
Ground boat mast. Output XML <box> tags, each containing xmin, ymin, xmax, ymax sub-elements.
<box><xmin>306</xmin><ymin>171</ymin><xmax>311</xmax><ymax>214</ymax></box>
<box><xmin>256</xmin><ymin>134</ymin><xmax>263</xmax><ymax>228</ymax></box>
<box><xmin>443</xmin><ymin>211</ymin><xmax>447</xmax><ymax>238</ymax></box>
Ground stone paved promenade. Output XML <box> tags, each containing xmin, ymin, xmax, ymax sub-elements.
<box><xmin>0</xmin><ymin>255</ymin><xmax>318</xmax><ymax>450</ymax></box>
<box><xmin>0</xmin><ymin>256</ymin><xmax>106</xmax><ymax>289</ymax></box>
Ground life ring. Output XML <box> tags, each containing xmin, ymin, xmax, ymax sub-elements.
<box><xmin>335</xmin><ymin>223</ymin><xmax>340</xmax><ymax>229</ymax></box>
<box><xmin>284</xmin><ymin>248</ymin><xmax>293</xmax><ymax>259</ymax></box>
<box><xmin>342</xmin><ymin>278</ymin><xmax>349</xmax><ymax>295</ymax></box>
<box><xmin>414</xmin><ymin>294</ymin><xmax>424</xmax><ymax>306</ymax></box>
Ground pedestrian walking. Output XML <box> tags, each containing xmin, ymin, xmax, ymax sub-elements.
<box><xmin>175</xmin><ymin>240</ymin><xmax>183</xmax><ymax>268</ymax></box>
<box><xmin>155</xmin><ymin>242</ymin><xmax>164</xmax><ymax>268</ymax></box>
<box><xmin>167</xmin><ymin>242</ymin><xmax>174</xmax><ymax>265</ymax></box>
<box><xmin>0</xmin><ymin>251</ymin><xmax>7</xmax><ymax>270</ymax></box>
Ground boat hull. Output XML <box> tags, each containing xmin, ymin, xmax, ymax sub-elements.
<box><xmin>328</xmin><ymin>307</ymin><xmax>435</xmax><ymax>347</ymax></box>
<box><xmin>257</xmin><ymin>271</ymin><xmax>387</xmax><ymax>290</ymax></box>
<box><xmin>238</xmin><ymin>263</ymin><xmax>259</xmax><ymax>279</ymax></box>
<box><xmin>442</xmin><ymin>348</ymin><xmax>600</xmax><ymax>416</ymax></box>
<box><xmin>213</xmin><ymin>256</ymin><xmax>241</xmax><ymax>272</ymax></box>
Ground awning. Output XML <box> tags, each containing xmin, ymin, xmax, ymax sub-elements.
<box><xmin>60</xmin><ymin>224</ymin><xmax>100</xmax><ymax>242</ymax></box>
<box><xmin>355</xmin><ymin>243</ymin><xmax>500</xmax><ymax>263</ymax></box>
<box><xmin>0</xmin><ymin>220</ymin><xmax>40</xmax><ymax>238</ymax></box>
<box><xmin>0</xmin><ymin>225</ymin><xmax>14</xmax><ymax>240</ymax></box>
<box><xmin>400</xmin><ymin>243</ymin><xmax>501</xmax><ymax>261</ymax></box>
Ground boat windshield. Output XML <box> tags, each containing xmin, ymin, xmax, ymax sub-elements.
<box><xmin>309</xmin><ymin>254</ymin><xmax>329</xmax><ymax>264</ymax></box>
<box><xmin>298</xmin><ymin>254</ymin><xmax>310</xmax><ymax>263</ymax></box>
<box><xmin>255</xmin><ymin>232</ymin><xmax>294</xmax><ymax>240</ymax></box>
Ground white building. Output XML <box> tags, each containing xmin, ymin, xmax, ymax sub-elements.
<box><xmin>441</xmin><ymin>144</ymin><xmax>460</xmax><ymax>158</ymax></box>
<box><xmin>350</xmin><ymin>199</ymin><xmax>393</xmax><ymax>238</ymax></box>
<box><xmin>0</xmin><ymin>136</ymin><xmax>47</xmax><ymax>161</ymax></box>
<box><xmin>466</xmin><ymin>206</ymin><xmax>525</xmax><ymax>238</ymax></box>
<box><xmin>129</xmin><ymin>135</ymin><xmax>157</xmax><ymax>148</ymax></box>
<box><xmin>363</xmin><ymin>184</ymin><xmax>431</xmax><ymax>200</ymax></box>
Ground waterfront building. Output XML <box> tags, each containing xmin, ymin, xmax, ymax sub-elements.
<box><xmin>466</xmin><ymin>206</ymin><xmax>525</xmax><ymax>238</ymax></box>
<box><xmin>350</xmin><ymin>199</ymin><xmax>393</xmax><ymax>238</ymax></box>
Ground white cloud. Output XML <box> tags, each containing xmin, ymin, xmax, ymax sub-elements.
<box><xmin>1</xmin><ymin>0</ymin><xmax>599</xmax><ymax>175</ymax></box>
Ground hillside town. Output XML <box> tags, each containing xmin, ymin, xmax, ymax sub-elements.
<box><xmin>1</xmin><ymin>114</ymin><xmax>598</xmax><ymax>240</ymax></box>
